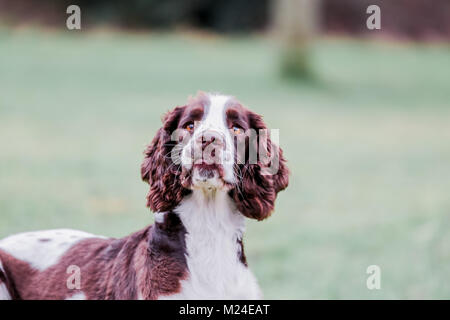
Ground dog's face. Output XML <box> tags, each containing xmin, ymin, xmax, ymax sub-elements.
<box><xmin>178</xmin><ymin>93</ymin><xmax>236</xmax><ymax>190</ymax></box>
<box><xmin>141</xmin><ymin>92</ymin><xmax>289</xmax><ymax>220</ymax></box>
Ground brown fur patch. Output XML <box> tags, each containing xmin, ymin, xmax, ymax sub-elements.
<box><xmin>0</xmin><ymin>212</ymin><xmax>188</xmax><ymax>300</ymax></box>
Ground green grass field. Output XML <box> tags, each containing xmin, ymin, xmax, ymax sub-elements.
<box><xmin>1</xmin><ymin>28</ymin><xmax>449</xmax><ymax>299</ymax></box>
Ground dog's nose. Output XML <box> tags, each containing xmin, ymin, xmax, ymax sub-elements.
<box><xmin>198</xmin><ymin>130</ymin><xmax>224</xmax><ymax>151</ymax></box>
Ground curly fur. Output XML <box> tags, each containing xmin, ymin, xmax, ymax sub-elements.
<box><xmin>230</xmin><ymin>111</ymin><xmax>289</xmax><ymax>220</ymax></box>
<box><xmin>141</xmin><ymin>106</ymin><xmax>192</xmax><ymax>212</ymax></box>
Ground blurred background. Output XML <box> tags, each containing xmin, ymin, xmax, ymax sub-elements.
<box><xmin>0</xmin><ymin>0</ymin><xmax>449</xmax><ymax>299</ymax></box>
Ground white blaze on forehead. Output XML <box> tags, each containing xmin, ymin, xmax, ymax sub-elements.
<box><xmin>181</xmin><ymin>93</ymin><xmax>236</xmax><ymax>184</ymax></box>
<box><xmin>0</xmin><ymin>229</ymin><xmax>105</xmax><ymax>271</ymax></box>
<box><xmin>200</xmin><ymin>94</ymin><xmax>230</xmax><ymax>131</ymax></box>
<box><xmin>203</xmin><ymin>94</ymin><xmax>235</xmax><ymax>183</ymax></box>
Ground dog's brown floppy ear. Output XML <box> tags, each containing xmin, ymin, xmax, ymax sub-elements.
<box><xmin>231</xmin><ymin>111</ymin><xmax>289</xmax><ymax>221</ymax></box>
<box><xmin>141</xmin><ymin>106</ymin><xmax>189</xmax><ymax>212</ymax></box>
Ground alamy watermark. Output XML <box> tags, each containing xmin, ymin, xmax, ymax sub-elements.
<box><xmin>66</xmin><ymin>5</ymin><xmax>81</xmax><ymax>30</ymax></box>
<box><xmin>66</xmin><ymin>265</ymin><xmax>81</xmax><ymax>290</ymax></box>
<box><xmin>366</xmin><ymin>265</ymin><xmax>381</xmax><ymax>290</ymax></box>
<box><xmin>366</xmin><ymin>5</ymin><xmax>381</xmax><ymax>30</ymax></box>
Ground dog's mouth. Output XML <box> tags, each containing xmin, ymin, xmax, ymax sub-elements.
<box><xmin>179</xmin><ymin>162</ymin><xmax>233</xmax><ymax>192</ymax></box>
<box><xmin>194</xmin><ymin>163</ymin><xmax>220</xmax><ymax>177</ymax></box>
<box><xmin>190</xmin><ymin>163</ymin><xmax>221</xmax><ymax>189</ymax></box>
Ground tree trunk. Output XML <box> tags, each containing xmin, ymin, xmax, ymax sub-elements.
<box><xmin>273</xmin><ymin>0</ymin><xmax>321</xmax><ymax>79</ymax></box>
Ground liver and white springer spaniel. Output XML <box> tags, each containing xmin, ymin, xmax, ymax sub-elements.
<box><xmin>0</xmin><ymin>92</ymin><xmax>289</xmax><ymax>300</ymax></box>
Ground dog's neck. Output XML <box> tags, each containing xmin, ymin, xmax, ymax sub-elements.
<box><xmin>175</xmin><ymin>188</ymin><xmax>245</xmax><ymax>241</ymax></box>
<box><xmin>150</xmin><ymin>189</ymin><xmax>260</xmax><ymax>299</ymax></box>
<box><xmin>167</xmin><ymin>189</ymin><xmax>247</xmax><ymax>297</ymax></box>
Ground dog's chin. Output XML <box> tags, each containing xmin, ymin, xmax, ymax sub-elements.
<box><xmin>189</xmin><ymin>164</ymin><xmax>232</xmax><ymax>192</ymax></box>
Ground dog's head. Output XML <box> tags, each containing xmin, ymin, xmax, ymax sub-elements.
<box><xmin>141</xmin><ymin>92</ymin><xmax>289</xmax><ymax>220</ymax></box>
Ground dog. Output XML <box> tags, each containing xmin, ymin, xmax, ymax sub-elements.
<box><xmin>0</xmin><ymin>92</ymin><xmax>289</xmax><ymax>300</ymax></box>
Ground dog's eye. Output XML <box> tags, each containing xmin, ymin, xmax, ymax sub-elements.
<box><xmin>185</xmin><ymin>122</ymin><xmax>194</xmax><ymax>132</ymax></box>
<box><xmin>232</xmin><ymin>126</ymin><xmax>242</xmax><ymax>134</ymax></box>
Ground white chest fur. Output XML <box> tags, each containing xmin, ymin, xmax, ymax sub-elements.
<box><xmin>159</xmin><ymin>190</ymin><xmax>261</xmax><ymax>300</ymax></box>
